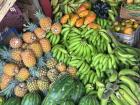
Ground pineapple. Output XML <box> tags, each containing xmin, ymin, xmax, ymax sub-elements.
<box><xmin>47</xmin><ymin>68</ymin><xmax>59</xmax><ymax>82</ymax></box>
<box><xmin>29</xmin><ymin>42</ymin><xmax>43</xmax><ymax>58</ymax></box>
<box><xmin>16</xmin><ymin>68</ymin><xmax>30</xmax><ymax>81</ymax></box>
<box><xmin>34</xmin><ymin>28</ymin><xmax>46</xmax><ymax>39</ymax></box>
<box><xmin>37</xmin><ymin>77</ymin><xmax>50</xmax><ymax>92</ymax></box>
<box><xmin>27</xmin><ymin>77</ymin><xmax>39</xmax><ymax>92</ymax></box>
<box><xmin>38</xmin><ymin>67</ymin><xmax>48</xmax><ymax>78</ymax></box>
<box><xmin>21</xmin><ymin>50</ymin><xmax>36</xmax><ymax>68</ymax></box>
<box><xmin>9</xmin><ymin>37</ymin><xmax>23</xmax><ymax>48</ymax></box>
<box><xmin>0</xmin><ymin>74</ymin><xmax>13</xmax><ymax>90</ymax></box>
<box><xmin>11</xmin><ymin>49</ymin><xmax>22</xmax><ymax>62</ymax></box>
<box><xmin>51</xmin><ymin>23</ymin><xmax>62</xmax><ymax>35</ymax></box>
<box><xmin>24</xmin><ymin>22</ymin><xmax>46</xmax><ymax>39</ymax></box>
<box><xmin>3</xmin><ymin>63</ymin><xmax>19</xmax><ymax>77</ymax></box>
<box><xmin>14</xmin><ymin>83</ymin><xmax>28</xmax><ymax>97</ymax></box>
<box><xmin>66</xmin><ymin>67</ymin><xmax>77</xmax><ymax>77</ymax></box>
<box><xmin>39</xmin><ymin>38</ymin><xmax>51</xmax><ymax>53</ymax></box>
<box><xmin>22</xmin><ymin>32</ymin><xmax>36</xmax><ymax>44</ymax></box>
<box><xmin>35</xmin><ymin>10</ymin><xmax>52</xmax><ymax>32</ymax></box>
<box><xmin>56</xmin><ymin>62</ymin><xmax>66</xmax><ymax>73</ymax></box>
<box><xmin>46</xmin><ymin>58</ymin><xmax>57</xmax><ymax>69</ymax></box>
<box><xmin>21</xmin><ymin>43</ymin><xmax>28</xmax><ymax>49</ymax></box>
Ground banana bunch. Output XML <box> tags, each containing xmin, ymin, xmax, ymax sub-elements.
<box><xmin>91</xmin><ymin>53</ymin><xmax>118</xmax><ymax>75</ymax></box>
<box><xmin>88</xmin><ymin>29</ymin><xmax>112</xmax><ymax>52</ymax></box>
<box><xmin>99</xmin><ymin>69</ymin><xmax>140</xmax><ymax>105</ymax></box>
<box><xmin>51</xmin><ymin>0</ymin><xmax>86</xmax><ymax>21</ymax></box>
<box><xmin>46</xmin><ymin>32</ymin><xmax>60</xmax><ymax>46</ymax></box>
<box><xmin>115</xmin><ymin>47</ymin><xmax>138</xmax><ymax>66</ymax></box>
<box><xmin>108</xmin><ymin>9</ymin><xmax>116</xmax><ymax>22</ymax></box>
<box><xmin>61</xmin><ymin>24</ymin><xmax>72</xmax><ymax>45</ymax></box>
<box><xmin>51</xmin><ymin>44</ymin><xmax>70</xmax><ymax>64</ymax></box>
<box><xmin>96</xmin><ymin>17</ymin><xmax>112</xmax><ymax>29</ymax></box>
<box><xmin>76</xmin><ymin>61</ymin><xmax>97</xmax><ymax>85</ymax></box>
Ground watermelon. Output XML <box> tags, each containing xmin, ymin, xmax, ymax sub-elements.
<box><xmin>4</xmin><ymin>97</ymin><xmax>21</xmax><ymax>105</ymax></box>
<box><xmin>42</xmin><ymin>74</ymin><xmax>76</xmax><ymax>105</ymax></box>
<box><xmin>60</xmin><ymin>100</ymin><xmax>75</xmax><ymax>105</ymax></box>
<box><xmin>79</xmin><ymin>94</ymin><xmax>99</xmax><ymax>105</ymax></box>
<box><xmin>71</xmin><ymin>79</ymin><xmax>85</xmax><ymax>104</ymax></box>
<box><xmin>0</xmin><ymin>96</ymin><xmax>4</xmax><ymax>105</ymax></box>
<box><xmin>21</xmin><ymin>92</ymin><xmax>41</xmax><ymax>105</ymax></box>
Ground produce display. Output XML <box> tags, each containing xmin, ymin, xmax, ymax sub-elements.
<box><xmin>112</xmin><ymin>19</ymin><xmax>139</xmax><ymax>35</ymax></box>
<box><xmin>0</xmin><ymin>0</ymin><xmax>140</xmax><ymax>105</ymax></box>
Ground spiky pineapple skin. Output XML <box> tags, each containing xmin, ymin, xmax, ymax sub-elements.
<box><xmin>56</xmin><ymin>63</ymin><xmax>66</xmax><ymax>73</ymax></box>
<box><xmin>0</xmin><ymin>74</ymin><xmax>13</xmax><ymax>90</ymax></box>
<box><xmin>16</xmin><ymin>68</ymin><xmax>30</xmax><ymax>81</ymax></box>
<box><xmin>3</xmin><ymin>63</ymin><xmax>19</xmax><ymax>77</ymax></box>
<box><xmin>47</xmin><ymin>68</ymin><xmax>59</xmax><ymax>82</ymax></box>
<box><xmin>11</xmin><ymin>49</ymin><xmax>22</xmax><ymax>62</ymax></box>
<box><xmin>14</xmin><ymin>83</ymin><xmax>28</xmax><ymax>97</ymax></box>
<box><xmin>39</xmin><ymin>38</ymin><xmax>51</xmax><ymax>53</ymax></box>
<box><xmin>29</xmin><ymin>42</ymin><xmax>43</xmax><ymax>58</ymax></box>
<box><xmin>38</xmin><ymin>68</ymin><xmax>48</xmax><ymax>78</ymax></box>
<box><xmin>51</xmin><ymin>23</ymin><xmax>62</xmax><ymax>35</ymax></box>
<box><xmin>34</xmin><ymin>28</ymin><xmax>46</xmax><ymax>39</ymax></box>
<box><xmin>46</xmin><ymin>58</ymin><xmax>57</xmax><ymax>69</ymax></box>
<box><xmin>39</xmin><ymin>17</ymin><xmax>52</xmax><ymax>32</ymax></box>
<box><xmin>9</xmin><ymin>37</ymin><xmax>23</xmax><ymax>48</ymax></box>
<box><xmin>66</xmin><ymin>67</ymin><xmax>77</xmax><ymax>77</ymax></box>
<box><xmin>21</xmin><ymin>50</ymin><xmax>36</xmax><ymax>68</ymax></box>
<box><xmin>22</xmin><ymin>32</ymin><xmax>36</xmax><ymax>44</ymax></box>
<box><xmin>27</xmin><ymin>78</ymin><xmax>39</xmax><ymax>92</ymax></box>
<box><xmin>37</xmin><ymin>77</ymin><xmax>49</xmax><ymax>92</ymax></box>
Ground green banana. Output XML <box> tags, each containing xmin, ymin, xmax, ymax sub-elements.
<box><xmin>110</xmin><ymin>94</ymin><xmax>123</xmax><ymax>105</ymax></box>
<box><xmin>119</xmin><ymin>69</ymin><xmax>140</xmax><ymax>77</ymax></box>
<box><xmin>120</xmin><ymin>84</ymin><xmax>139</xmax><ymax>103</ymax></box>
<box><xmin>119</xmin><ymin>89</ymin><xmax>138</xmax><ymax>105</ymax></box>
<box><xmin>119</xmin><ymin>76</ymin><xmax>137</xmax><ymax>91</ymax></box>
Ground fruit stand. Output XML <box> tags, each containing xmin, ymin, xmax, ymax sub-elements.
<box><xmin>0</xmin><ymin>0</ymin><xmax>140</xmax><ymax>105</ymax></box>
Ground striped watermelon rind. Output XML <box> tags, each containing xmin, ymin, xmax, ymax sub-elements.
<box><xmin>21</xmin><ymin>92</ymin><xmax>41</xmax><ymax>105</ymax></box>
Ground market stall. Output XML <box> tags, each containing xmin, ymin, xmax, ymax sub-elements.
<box><xmin>0</xmin><ymin>0</ymin><xmax>140</xmax><ymax>105</ymax></box>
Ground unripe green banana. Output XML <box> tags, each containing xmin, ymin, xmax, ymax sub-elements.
<box><xmin>119</xmin><ymin>89</ymin><xmax>138</xmax><ymax>105</ymax></box>
<box><xmin>120</xmin><ymin>84</ymin><xmax>139</xmax><ymax>103</ymax></box>
<box><xmin>110</xmin><ymin>94</ymin><xmax>123</xmax><ymax>105</ymax></box>
<box><xmin>119</xmin><ymin>76</ymin><xmax>137</xmax><ymax>91</ymax></box>
<box><xmin>119</xmin><ymin>69</ymin><xmax>140</xmax><ymax>77</ymax></box>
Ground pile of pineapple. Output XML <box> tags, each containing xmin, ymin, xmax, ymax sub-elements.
<box><xmin>0</xmin><ymin>11</ymin><xmax>76</xmax><ymax>98</ymax></box>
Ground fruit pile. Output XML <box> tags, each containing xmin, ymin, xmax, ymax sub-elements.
<box><xmin>112</xmin><ymin>19</ymin><xmax>139</xmax><ymax>35</ymax></box>
<box><xmin>0</xmin><ymin>11</ymin><xmax>76</xmax><ymax>100</ymax></box>
<box><xmin>0</xmin><ymin>1</ymin><xmax>140</xmax><ymax>105</ymax></box>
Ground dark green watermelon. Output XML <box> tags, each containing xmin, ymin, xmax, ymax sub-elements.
<box><xmin>4</xmin><ymin>97</ymin><xmax>21</xmax><ymax>105</ymax></box>
<box><xmin>71</xmin><ymin>79</ymin><xmax>85</xmax><ymax>104</ymax></box>
<box><xmin>79</xmin><ymin>94</ymin><xmax>99</xmax><ymax>105</ymax></box>
<box><xmin>21</xmin><ymin>92</ymin><xmax>41</xmax><ymax>105</ymax></box>
<box><xmin>60</xmin><ymin>100</ymin><xmax>75</xmax><ymax>105</ymax></box>
<box><xmin>42</xmin><ymin>74</ymin><xmax>76</xmax><ymax>105</ymax></box>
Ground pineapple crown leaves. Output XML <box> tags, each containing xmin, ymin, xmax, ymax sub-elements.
<box><xmin>37</xmin><ymin>56</ymin><xmax>47</xmax><ymax>68</ymax></box>
<box><xmin>0</xmin><ymin>60</ymin><xmax>5</xmax><ymax>75</ymax></box>
<box><xmin>44</xmin><ymin>52</ymin><xmax>53</xmax><ymax>60</ymax></box>
<box><xmin>23</xmin><ymin>22</ymin><xmax>38</xmax><ymax>32</ymax></box>
<box><xmin>34</xmin><ymin>9</ymin><xmax>45</xmax><ymax>20</ymax></box>
<box><xmin>0</xmin><ymin>80</ymin><xmax>19</xmax><ymax>98</ymax></box>
<box><xmin>0</xmin><ymin>46</ymin><xmax>11</xmax><ymax>61</ymax></box>
<box><xmin>29</xmin><ymin>67</ymin><xmax>39</xmax><ymax>77</ymax></box>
